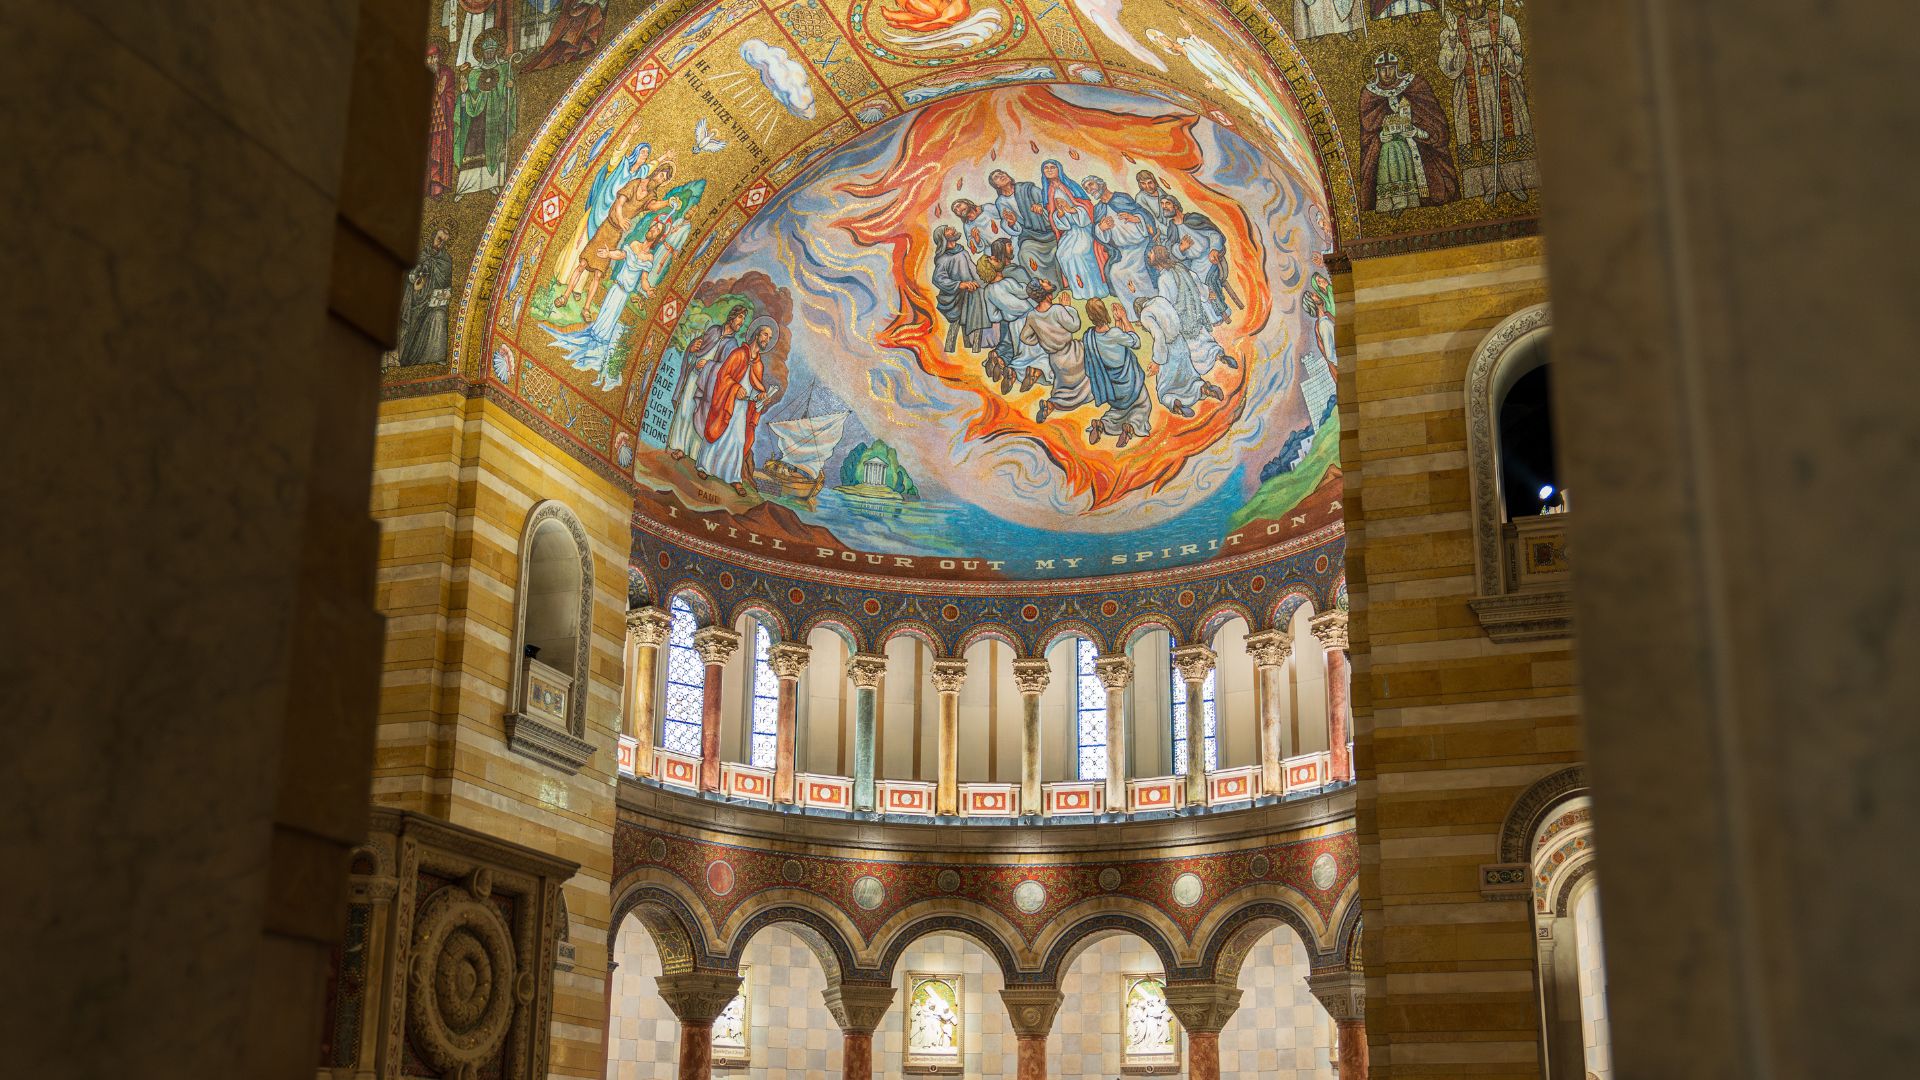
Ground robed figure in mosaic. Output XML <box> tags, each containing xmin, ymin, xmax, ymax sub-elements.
<box><xmin>1437</xmin><ymin>0</ymin><xmax>1538</xmax><ymax>202</ymax></box>
<box><xmin>1359</xmin><ymin>50</ymin><xmax>1459</xmax><ymax>212</ymax></box>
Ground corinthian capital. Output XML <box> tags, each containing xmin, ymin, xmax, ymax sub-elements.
<box><xmin>768</xmin><ymin>641</ymin><xmax>812</xmax><ymax>680</ymax></box>
<box><xmin>1163</xmin><ymin>979</ymin><xmax>1243</xmax><ymax>1035</ymax></box>
<box><xmin>822</xmin><ymin>982</ymin><xmax>895</xmax><ymax>1035</ymax></box>
<box><xmin>1244</xmin><ymin>628</ymin><xmax>1294</xmax><ymax>669</ymax></box>
<box><xmin>1093</xmin><ymin>655</ymin><xmax>1134</xmax><ymax>690</ymax></box>
<box><xmin>691</xmin><ymin>626</ymin><xmax>741</xmax><ymax>667</ymax></box>
<box><xmin>1310</xmin><ymin>609</ymin><xmax>1350</xmax><ymax>652</ymax></box>
<box><xmin>1010</xmin><ymin>658</ymin><xmax>1052</xmax><ymax>696</ymax></box>
<box><xmin>845</xmin><ymin>653</ymin><xmax>888</xmax><ymax>690</ymax></box>
<box><xmin>625</xmin><ymin>605</ymin><xmax>672</xmax><ymax>648</ymax></box>
<box><xmin>1169</xmin><ymin>644</ymin><xmax>1216</xmax><ymax>684</ymax></box>
<box><xmin>929</xmin><ymin>658</ymin><xmax>968</xmax><ymax>694</ymax></box>
<box><xmin>654</xmin><ymin>971</ymin><xmax>743</xmax><ymax>1025</ymax></box>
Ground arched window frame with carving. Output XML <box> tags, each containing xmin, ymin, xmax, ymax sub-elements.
<box><xmin>504</xmin><ymin>500</ymin><xmax>597</xmax><ymax>774</ymax></box>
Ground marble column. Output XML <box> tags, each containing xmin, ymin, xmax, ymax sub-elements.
<box><xmin>655</xmin><ymin>972</ymin><xmax>743</xmax><ymax>1080</ymax></box>
<box><xmin>1307</xmin><ymin>971</ymin><xmax>1368</xmax><ymax>1080</ymax></box>
<box><xmin>1310</xmin><ymin>610</ymin><xmax>1352</xmax><ymax>782</ymax></box>
<box><xmin>691</xmin><ymin>626</ymin><xmax>741</xmax><ymax>792</ymax></box>
<box><xmin>1164</xmin><ymin>980</ymin><xmax>1242</xmax><ymax>1080</ymax></box>
<box><xmin>1244</xmin><ymin>628</ymin><xmax>1294</xmax><ymax>795</ymax></box>
<box><xmin>846</xmin><ymin>653</ymin><xmax>887</xmax><ymax>812</ymax></box>
<box><xmin>1169</xmin><ymin>645</ymin><xmax>1216</xmax><ymax>805</ymax></box>
<box><xmin>767</xmin><ymin>642</ymin><xmax>811</xmax><ymax>804</ymax></box>
<box><xmin>1093</xmin><ymin>655</ymin><xmax>1133</xmax><ymax>812</ymax></box>
<box><xmin>1010</xmin><ymin>659</ymin><xmax>1052</xmax><ymax>816</ymax></box>
<box><xmin>930</xmin><ymin>658</ymin><xmax>968</xmax><ymax>815</ymax></box>
<box><xmin>823</xmin><ymin>983</ymin><xmax>895</xmax><ymax>1080</ymax></box>
<box><xmin>1000</xmin><ymin>987</ymin><xmax>1064</xmax><ymax>1080</ymax></box>
<box><xmin>625</xmin><ymin>606</ymin><xmax>671</xmax><ymax>778</ymax></box>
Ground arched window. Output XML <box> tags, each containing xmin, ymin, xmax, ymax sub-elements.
<box><xmin>661</xmin><ymin>597</ymin><xmax>704</xmax><ymax>757</ymax></box>
<box><xmin>748</xmin><ymin>623</ymin><xmax>780</xmax><ymax>769</ymax></box>
<box><xmin>506</xmin><ymin>502</ymin><xmax>595</xmax><ymax>773</ymax></box>
<box><xmin>1074</xmin><ymin>637</ymin><xmax>1107</xmax><ymax>781</ymax></box>
<box><xmin>1170</xmin><ymin>660</ymin><xmax>1217</xmax><ymax>775</ymax></box>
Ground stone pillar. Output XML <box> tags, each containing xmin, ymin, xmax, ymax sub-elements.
<box><xmin>1000</xmin><ymin>987</ymin><xmax>1064</xmax><ymax>1080</ymax></box>
<box><xmin>1307</xmin><ymin>971</ymin><xmax>1368</xmax><ymax>1080</ymax></box>
<box><xmin>1010</xmin><ymin>659</ymin><xmax>1052</xmax><ymax>816</ymax></box>
<box><xmin>625</xmin><ymin>606</ymin><xmax>671</xmax><ymax>777</ymax></box>
<box><xmin>1310</xmin><ymin>610</ymin><xmax>1353</xmax><ymax>782</ymax></box>
<box><xmin>767</xmin><ymin>642</ymin><xmax>811</xmax><ymax>804</ymax></box>
<box><xmin>691</xmin><ymin>627</ymin><xmax>741</xmax><ymax>792</ymax></box>
<box><xmin>823</xmin><ymin>983</ymin><xmax>895</xmax><ymax>1080</ymax></box>
<box><xmin>655</xmin><ymin>972</ymin><xmax>743</xmax><ymax>1080</ymax></box>
<box><xmin>1244</xmin><ymin>628</ymin><xmax>1294</xmax><ymax>795</ymax></box>
<box><xmin>1169</xmin><ymin>645</ymin><xmax>1216</xmax><ymax>805</ymax></box>
<box><xmin>1164</xmin><ymin>980</ymin><xmax>1242</xmax><ymax>1080</ymax></box>
<box><xmin>930</xmin><ymin>658</ymin><xmax>968</xmax><ymax>815</ymax></box>
<box><xmin>846</xmin><ymin>653</ymin><xmax>887</xmax><ymax>812</ymax></box>
<box><xmin>1093</xmin><ymin>655</ymin><xmax>1133</xmax><ymax>812</ymax></box>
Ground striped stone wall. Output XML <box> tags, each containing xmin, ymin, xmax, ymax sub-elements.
<box><xmin>1340</xmin><ymin>237</ymin><xmax>1580</xmax><ymax>1078</ymax></box>
<box><xmin>371</xmin><ymin>391</ymin><xmax>631</xmax><ymax>1079</ymax></box>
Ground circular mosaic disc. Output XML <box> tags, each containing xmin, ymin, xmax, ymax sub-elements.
<box><xmin>1012</xmin><ymin>879</ymin><xmax>1047</xmax><ymax>914</ymax></box>
<box><xmin>852</xmin><ymin>875</ymin><xmax>887</xmax><ymax>911</ymax></box>
<box><xmin>1171</xmin><ymin>872</ymin><xmax>1205</xmax><ymax>908</ymax></box>
<box><xmin>782</xmin><ymin>859</ymin><xmax>805</xmax><ymax>884</ymax></box>
<box><xmin>1248</xmin><ymin>853</ymin><xmax>1272</xmax><ymax>878</ymax></box>
<box><xmin>1311</xmin><ymin>853</ymin><xmax>1339</xmax><ymax>892</ymax></box>
<box><xmin>1098</xmin><ymin>867</ymin><xmax>1123</xmax><ymax>892</ymax></box>
<box><xmin>646</xmin><ymin>837</ymin><xmax>668</xmax><ymax>861</ymax></box>
<box><xmin>936</xmin><ymin>869</ymin><xmax>962</xmax><ymax>892</ymax></box>
<box><xmin>706</xmin><ymin>860</ymin><xmax>736</xmax><ymax>897</ymax></box>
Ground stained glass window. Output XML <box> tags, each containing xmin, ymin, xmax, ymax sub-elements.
<box><xmin>749</xmin><ymin>624</ymin><xmax>780</xmax><ymax>769</ymax></box>
<box><xmin>662</xmin><ymin>596</ymin><xmax>704</xmax><ymax>757</ymax></box>
<box><xmin>1075</xmin><ymin>638</ymin><xmax>1108</xmax><ymax>781</ymax></box>
<box><xmin>1170</xmin><ymin>658</ymin><xmax>1218</xmax><ymax>775</ymax></box>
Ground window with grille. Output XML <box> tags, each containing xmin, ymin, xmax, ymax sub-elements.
<box><xmin>1170</xmin><ymin>659</ymin><xmax>1218</xmax><ymax>775</ymax></box>
<box><xmin>749</xmin><ymin>624</ymin><xmax>780</xmax><ymax>769</ymax></box>
<box><xmin>662</xmin><ymin>596</ymin><xmax>704</xmax><ymax>757</ymax></box>
<box><xmin>1075</xmin><ymin>638</ymin><xmax>1107</xmax><ymax>781</ymax></box>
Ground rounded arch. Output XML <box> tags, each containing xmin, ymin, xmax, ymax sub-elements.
<box><xmin>662</xmin><ymin>580</ymin><xmax>720</xmax><ymax>626</ymax></box>
<box><xmin>1035</xmin><ymin>911</ymin><xmax>1182</xmax><ymax>984</ymax></box>
<box><xmin>877</xmin><ymin>618</ymin><xmax>946</xmax><ymax>655</ymax></box>
<box><xmin>1038</xmin><ymin>618</ymin><xmax>1105</xmax><ymax>656</ymax></box>
<box><xmin>956</xmin><ymin>620</ymin><xmax>1025</xmax><ymax>656</ymax></box>
<box><xmin>1199</xmin><ymin>601</ymin><xmax>1257</xmax><ymax>644</ymax></box>
<box><xmin>625</xmin><ymin>562</ymin><xmax>657</xmax><ymax>609</ymax></box>
<box><xmin>719</xmin><ymin>905</ymin><xmax>857</xmax><ymax>985</ymax></box>
<box><xmin>1269</xmin><ymin>585</ymin><xmax>1316</xmax><ymax>631</ymax></box>
<box><xmin>1118</xmin><ymin>612</ymin><xmax>1180</xmax><ymax>651</ymax></box>
<box><xmin>727</xmin><ymin>599</ymin><xmax>791</xmax><ymax>641</ymax></box>
<box><xmin>1498</xmin><ymin>764</ymin><xmax>1590</xmax><ymax>864</ymax></box>
<box><xmin>799</xmin><ymin>610</ymin><xmax>864</xmax><ymax>652</ymax></box>
<box><xmin>1199</xmin><ymin>900</ymin><xmax>1327</xmax><ymax>985</ymax></box>
<box><xmin>510</xmin><ymin>500</ymin><xmax>595</xmax><ymax>737</ymax></box>
<box><xmin>1465</xmin><ymin>302</ymin><xmax>1553</xmax><ymax>597</ymax></box>
<box><xmin>608</xmin><ymin>881</ymin><xmax>713</xmax><ymax>976</ymax></box>
<box><xmin>871</xmin><ymin>912</ymin><xmax>1024</xmax><ymax>985</ymax></box>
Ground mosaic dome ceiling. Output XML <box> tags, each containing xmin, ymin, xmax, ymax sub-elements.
<box><xmin>470</xmin><ymin>0</ymin><xmax>1347</xmax><ymax>588</ymax></box>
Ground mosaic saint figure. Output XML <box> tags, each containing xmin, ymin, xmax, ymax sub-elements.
<box><xmin>1133</xmin><ymin>292</ymin><xmax>1224</xmax><ymax>418</ymax></box>
<box><xmin>522</xmin><ymin>0</ymin><xmax>606</xmax><ymax>72</ymax></box>
<box><xmin>1155</xmin><ymin>194</ymin><xmax>1233</xmax><ymax>321</ymax></box>
<box><xmin>1371</xmin><ymin>0</ymin><xmax>1435</xmax><ymax>17</ymax></box>
<box><xmin>1296</xmin><ymin>0</ymin><xmax>1364</xmax><ymax>40</ymax></box>
<box><xmin>697</xmin><ymin>317</ymin><xmax>781</xmax><ymax>493</ymax></box>
<box><xmin>977</xmin><ymin>237</ymin><xmax>1038</xmax><ymax>393</ymax></box>
<box><xmin>1083</xmin><ymin>299</ymin><xmax>1151</xmax><ymax>447</ymax></box>
<box><xmin>453</xmin><ymin>28</ymin><xmax>517</xmax><ymax>197</ymax></box>
<box><xmin>556</xmin><ymin>141</ymin><xmax>657</xmax><ymax>288</ymax></box>
<box><xmin>667</xmin><ymin>304</ymin><xmax>749</xmax><ymax>460</ymax></box>
<box><xmin>542</xmin><ymin>222</ymin><xmax>663</xmax><ymax>388</ymax></box>
<box><xmin>988</xmin><ymin>168</ymin><xmax>1061</xmax><ymax>287</ymax></box>
<box><xmin>933</xmin><ymin>225</ymin><xmax>992</xmax><ymax>352</ymax></box>
<box><xmin>392</xmin><ymin>227</ymin><xmax>453</xmax><ymax>369</ymax></box>
<box><xmin>1022</xmin><ymin>279</ymin><xmax>1090</xmax><ymax>424</ymax></box>
<box><xmin>569</xmin><ymin>162</ymin><xmax>677</xmax><ymax>317</ymax></box>
<box><xmin>1085</xmin><ymin>175</ymin><xmax>1157</xmax><ymax>311</ymax></box>
<box><xmin>1147</xmin><ymin>243</ymin><xmax>1237</xmax><ymax>383</ymax></box>
<box><xmin>424</xmin><ymin>42</ymin><xmax>459</xmax><ymax>197</ymax></box>
<box><xmin>1437</xmin><ymin>0</ymin><xmax>1538</xmax><ymax>201</ymax></box>
<box><xmin>1038</xmin><ymin>160</ymin><xmax>1109</xmax><ymax>300</ymax></box>
<box><xmin>950</xmin><ymin>198</ymin><xmax>993</xmax><ymax>254</ymax></box>
<box><xmin>1359</xmin><ymin>50</ymin><xmax>1459</xmax><ymax>212</ymax></box>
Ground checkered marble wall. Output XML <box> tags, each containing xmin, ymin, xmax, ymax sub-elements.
<box><xmin>607</xmin><ymin>920</ymin><xmax>1333</xmax><ymax>1078</ymax></box>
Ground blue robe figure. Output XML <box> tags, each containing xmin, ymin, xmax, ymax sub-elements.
<box><xmin>1037</xmin><ymin>160</ymin><xmax>1110</xmax><ymax>299</ymax></box>
<box><xmin>544</xmin><ymin>235</ymin><xmax>656</xmax><ymax>390</ymax></box>
<box><xmin>1082</xmin><ymin>306</ymin><xmax>1150</xmax><ymax>446</ymax></box>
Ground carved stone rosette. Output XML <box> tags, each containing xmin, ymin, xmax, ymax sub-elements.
<box><xmin>1010</xmin><ymin>658</ymin><xmax>1052</xmax><ymax>696</ymax></box>
<box><xmin>691</xmin><ymin>626</ymin><xmax>741</xmax><ymax>667</ymax></box>
<box><xmin>328</xmin><ymin>808</ymin><xmax>578</xmax><ymax>1080</ymax></box>
<box><xmin>768</xmin><ymin>641</ymin><xmax>812</xmax><ymax>680</ymax></box>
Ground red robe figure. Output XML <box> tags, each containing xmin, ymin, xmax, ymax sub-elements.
<box><xmin>524</xmin><ymin>0</ymin><xmax>607</xmax><ymax>72</ymax></box>
<box><xmin>424</xmin><ymin>42</ymin><xmax>459</xmax><ymax>197</ymax></box>
<box><xmin>696</xmin><ymin>318</ymin><xmax>779</xmax><ymax>492</ymax></box>
<box><xmin>1358</xmin><ymin>50</ymin><xmax>1460</xmax><ymax>212</ymax></box>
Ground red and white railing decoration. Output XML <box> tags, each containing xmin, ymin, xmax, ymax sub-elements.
<box><xmin>616</xmin><ymin>735</ymin><xmax>639</xmax><ymax>777</ymax></box>
<box><xmin>959</xmin><ymin>783</ymin><xmax>1018</xmax><ymax>817</ymax></box>
<box><xmin>720</xmin><ymin>762</ymin><xmax>773</xmax><ymax>804</ymax></box>
<box><xmin>1205</xmin><ymin>765</ymin><xmax>1260</xmax><ymax>807</ymax></box>
<box><xmin>654</xmin><ymin>748</ymin><xmax>700</xmax><ymax>791</ymax></box>
<box><xmin>1128</xmin><ymin>776</ymin><xmax>1184</xmax><ymax>813</ymax></box>
<box><xmin>1044</xmin><ymin>780</ymin><xmax>1103</xmax><ymax>816</ymax></box>
<box><xmin>878</xmin><ymin>780</ymin><xmax>937</xmax><ymax>816</ymax></box>
<box><xmin>1283</xmin><ymin>751</ymin><xmax>1332</xmax><ymax>794</ymax></box>
<box><xmin>796</xmin><ymin>772</ymin><xmax>854</xmax><ymax>811</ymax></box>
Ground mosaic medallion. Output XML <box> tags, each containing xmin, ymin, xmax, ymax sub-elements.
<box><xmin>1012</xmin><ymin>879</ymin><xmax>1047</xmax><ymax>914</ymax></box>
<box><xmin>706</xmin><ymin>860</ymin><xmax>736</xmax><ymax>897</ymax></box>
<box><xmin>852</xmin><ymin>875</ymin><xmax>887</xmax><ymax>911</ymax></box>
<box><xmin>647</xmin><ymin>837</ymin><xmax>668</xmax><ymax>861</ymax></box>
<box><xmin>1311</xmin><ymin>853</ymin><xmax>1339</xmax><ymax>892</ymax></box>
<box><xmin>782</xmin><ymin>859</ymin><xmax>806</xmax><ymax>883</ymax></box>
<box><xmin>1098</xmin><ymin>867</ymin><xmax>1123</xmax><ymax>892</ymax></box>
<box><xmin>1171</xmin><ymin>872</ymin><xmax>1204</xmax><ymax>908</ymax></box>
<box><xmin>936</xmin><ymin>869</ymin><xmax>962</xmax><ymax>893</ymax></box>
<box><xmin>1248</xmin><ymin>853</ymin><xmax>1271</xmax><ymax>878</ymax></box>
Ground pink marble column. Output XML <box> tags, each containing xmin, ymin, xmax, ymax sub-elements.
<box><xmin>1245</xmin><ymin>628</ymin><xmax>1295</xmax><ymax>795</ymax></box>
<box><xmin>1000</xmin><ymin>987</ymin><xmax>1064</xmax><ymax>1080</ymax></box>
<box><xmin>768</xmin><ymin>642</ymin><xmax>811</xmax><ymax>804</ymax></box>
<box><xmin>691</xmin><ymin>626</ymin><xmax>740</xmax><ymax>792</ymax></box>
<box><xmin>1308</xmin><ymin>970</ymin><xmax>1368</xmax><ymax>1080</ymax></box>
<box><xmin>1187</xmin><ymin>1030</ymin><xmax>1221</xmax><ymax>1080</ymax></box>
<box><xmin>676</xmin><ymin>1021</ymin><xmax>713</xmax><ymax>1080</ymax></box>
<box><xmin>1311</xmin><ymin>611</ymin><xmax>1353</xmax><ymax>781</ymax></box>
<box><xmin>1336</xmin><ymin>1018</ymin><xmax>1370</xmax><ymax>1080</ymax></box>
<box><xmin>843</xmin><ymin>1031</ymin><xmax>874</xmax><ymax>1080</ymax></box>
<box><xmin>1016</xmin><ymin>1034</ymin><xmax>1048</xmax><ymax>1079</ymax></box>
